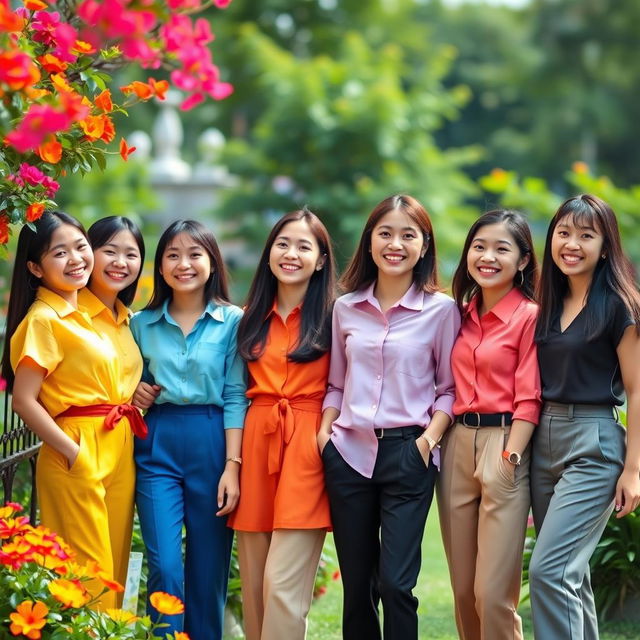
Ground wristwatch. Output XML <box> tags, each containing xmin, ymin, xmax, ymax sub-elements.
<box><xmin>421</xmin><ymin>432</ymin><xmax>440</xmax><ymax>451</ymax></box>
<box><xmin>502</xmin><ymin>450</ymin><xmax>521</xmax><ymax>466</ymax></box>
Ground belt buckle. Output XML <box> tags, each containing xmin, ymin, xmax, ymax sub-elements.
<box><xmin>463</xmin><ymin>412</ymin><xmax>480</xmax><ymax>427</ymax></box>
<box><xmin>376</xmin><ymin>428</ymin><xmax>384</xmax><ymax>439</ymax></box>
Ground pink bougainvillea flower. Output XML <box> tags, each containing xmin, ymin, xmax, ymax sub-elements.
<box><xmin>5</xmin><ymin>105</ymin><xmax>71</xmax><ymax>152</ymax></box>
<box><xmin>18</xmin><ymin>162</ymin><xmax>47</xmax><ymax>186</ymax></box>
<box><xmin>179</xmin><ymin>92</ymin><xmax>204</xmax><ymax>111</ymax></box>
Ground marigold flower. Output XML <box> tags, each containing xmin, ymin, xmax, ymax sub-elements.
<box><xmin>149</xmin><ymin>591</ymin><xmax>185</xmax><ymax>615</ymax></box>
<box><xmin>48</xmin><ymin>578</ymin><xmax>91</xmax><ymax>608</ymax></box>
<box><xmin>119</xmin><ymin>137</ymin><xmax>136</xmax><ymax>161</ymax></box>
<box><xmin>174</xmin><ymin>633</ymin><xmax>191</xmax><ymax>640</ymax></box>
<box><xmin>9</xmin><ymin>600</ymin><xmax>48</xmax><ymax>640</ymax></box>
<box><xmin>95</xmin><ymin>88</ymin><xmax>113</xmax><ymax>112</ymax></box>
<box><xmin>106</xmin><ymin>609</ymin><xmax>138</xmax><ymax>624</ymax></box>
<box><xmin>37</xmin><ymin>137</ymin><xmax>63</xmax><ymax>164</ymax></box>
<box><xmin>0</xmin><ymin>515</ymin><xmax>31</xmax><ymax>539</ymax></box>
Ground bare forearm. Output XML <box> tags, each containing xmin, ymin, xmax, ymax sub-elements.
<box><xmin>505</xmin><ymin>419</ymin><xmax>536</xmax><ymax>456</ymax></box>
<box><xmin>319</xmin><ymin>407</ymin><xmax>340</xmax><ymax>435</ymax></box>
<box><xmin>424</xmin><ymin>410</ymin><xmax>452</xmax><ymax>443</ymax></box>
<box><xmin>623</xmin><ymin>395</ymin><xmax>640</xmax><ymax>474</ymax></box>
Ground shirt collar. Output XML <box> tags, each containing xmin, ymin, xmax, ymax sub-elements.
<box><xmin>468</xmin><ymin>287</ymin><xmax>526</xmax><ymax>325</ymax></box>
<box><xmin>347</xmin><ymin>281</ymin><xmax>424</xmax><ymax>311</ymax></box>
<box><xmin>265</xmin><ymin>299</ymin><xmax>302</xmax><ymax>320</ymax></box>
<box><xmin>147</xmin><ymin>299</ymin><xmax>225</xmax><ymax>325</ymax></box>
<box><xmin>35</xmin><ymin>287</ymin><xmax>78</xmax><ymax>318</ymax></box>
<box><xmin>78</xmin><ymin>288</ymin><xmax>130</xmax><ymax>326</ymax></box>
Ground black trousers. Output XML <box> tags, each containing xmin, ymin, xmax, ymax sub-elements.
<box><xmin>323</xmin><ymin>429</ymin><xmax>437</xmax><ymax>640</ymax></box>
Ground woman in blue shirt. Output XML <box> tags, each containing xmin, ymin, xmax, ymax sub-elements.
<box><xmin>131</xmin><ymin>219</ymin><xmax>247</xmax><ymax>640</ymax></box>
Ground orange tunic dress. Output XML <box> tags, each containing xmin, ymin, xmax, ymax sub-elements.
<box><xmin>229</xmin><ymin>304</ymin><xmax>331</xmax><ymax>532</ymax></box>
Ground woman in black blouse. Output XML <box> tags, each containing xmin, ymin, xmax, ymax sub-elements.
<box><xmin>528</xmin><ymin>194</ymin><xmax>640</xmax><ymax>639</ymax></box>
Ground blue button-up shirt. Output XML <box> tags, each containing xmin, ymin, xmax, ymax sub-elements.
<box><xmin>130</xmin><ymin>300</ymin><xmax>248</xmax><ymax>429</ymax></box>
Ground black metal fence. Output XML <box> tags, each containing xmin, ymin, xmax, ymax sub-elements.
<box><xmin>0</xmin><ymin>391</ymin><xmax>40</xmax><ymax>521</ymax></box>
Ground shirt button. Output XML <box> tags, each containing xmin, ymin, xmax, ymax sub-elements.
<box><xmin>372</xmin><ymin>403</ymin><xmax>377</xmax><ymax>409</ymax></box>
<box><xmin>377</xmin><ymin>375</ymin><xmax>381</xmax><ymax>380</ymax></box>
<box><xmin>181</xmin><ymin>350</ymin><xmax>186</xmax><ymax>355</ymax></box>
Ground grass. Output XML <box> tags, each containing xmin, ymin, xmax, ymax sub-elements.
<box><xmin>307</xmin><ymin>507</ymin><xmax>638</xmax><ymax>640</ymax></box>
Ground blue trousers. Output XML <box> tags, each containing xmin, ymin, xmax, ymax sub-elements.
<box><xmin>135</xmin><ymin>404</ymin><xmax>233</xmax><ymax>640</ymax></box>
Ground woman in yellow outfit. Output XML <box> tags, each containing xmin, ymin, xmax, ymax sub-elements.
<box><xmin>1</xmin><ymin>212</ymin><xmax>145</xmax><ymax>609</ymax></box>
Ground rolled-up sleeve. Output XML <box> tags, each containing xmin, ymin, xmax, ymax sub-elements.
<box><xmin>322</xmin><ymin>301</ymin><xmax>346</xmax><ymax>412</ymax></box>
<box><xmin>222</xmin><ymin>310</ymin><xmax>248</xmax><ymax>429</ymax></box>
<box><xmin>431</xmin><ymin>301</ymin><xmax>461</xmax><ymax>420</ymax></box>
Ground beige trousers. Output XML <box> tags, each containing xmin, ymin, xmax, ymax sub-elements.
<box><xmin>437</xmin><ymin>423</ymin><xmax>531</xmax><ymax>640</ymax></box>
<box><xmin>237</xmin><ymin>529</ymin><xmax>326</xmax><ymax>640</ymax></box>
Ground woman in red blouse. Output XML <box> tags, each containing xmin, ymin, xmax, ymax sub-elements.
<box><xmin>437</xmin><ymin>209</ymin><xmax>541</xmax><ymax>640</ymax></box>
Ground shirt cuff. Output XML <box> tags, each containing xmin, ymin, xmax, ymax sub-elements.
<box><xmin>432</xmin><ymin>394</ymin><xmax>455</xmax><ymax>422</ymax></box>
<box><xmin>223</xmin><ymin>410</ymin><xmax>246</xmax><ymax>430</ymax></box>
<box><xmin>512</xmin><ymin>400</ymin><xmax>541</xmax><ymax>425</ymax></box>
<box><xmin>322</xmin><ymin>390</ymin><xmax>343</xmax><ymax>412</ymax></box>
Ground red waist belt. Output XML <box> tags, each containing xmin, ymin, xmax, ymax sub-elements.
<box><xmin>57</xmin><ymin>404</ymin><xmax>148</xmax><ymax>439</ymax></box>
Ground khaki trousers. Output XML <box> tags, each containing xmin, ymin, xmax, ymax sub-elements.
<box><xmin>437</xmin><ymin>423</ymin><xmax>530</xmax><ymax>640</ymax></box>
<box><xmin>237</xmin><ymin>529</ymin><xmax>326</xmax><ymax>640</ymax></box>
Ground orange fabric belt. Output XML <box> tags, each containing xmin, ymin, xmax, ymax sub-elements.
<box><xmin>252</xmin><ymin>394</ymin><xmax>323</xmax><ymax>475</ymax></box>
<box><xmin>57</xmin><ymin>403</ymin><xmax>148</xmax><ymax>439</ymax></box>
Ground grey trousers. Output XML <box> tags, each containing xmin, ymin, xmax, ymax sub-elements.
<box><xmin>529</xmin><ymin>402</ymin><xmax>625</xmax><ymax>640</ymax></box>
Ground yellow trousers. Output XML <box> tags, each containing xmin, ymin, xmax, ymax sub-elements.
<box><xmin>36</xmin><ymin>415</ymin><xmax>135</xmax><ymax>609</ymax></box>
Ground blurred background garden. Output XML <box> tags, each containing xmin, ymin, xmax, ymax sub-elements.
<box><xmin>2</xmin><ymin>0</ymin><xmax>640</xmax><ymax>637</ymax></box>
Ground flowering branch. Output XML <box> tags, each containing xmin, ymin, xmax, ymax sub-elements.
<box><xmin>0</xmin><ymin>0</ymin><xmax>233</xmax><ymax>248</ymax></box>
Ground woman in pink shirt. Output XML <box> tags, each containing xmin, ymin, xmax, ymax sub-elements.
<box><xmin>437</xmin><ymin>209</ymin><xmax>541</xmax><ymax>640</ymax></box>
<box><xmin>317</xmin><ymin>194</ymin><xmax>460</xmax><ymax>640</ymax></box>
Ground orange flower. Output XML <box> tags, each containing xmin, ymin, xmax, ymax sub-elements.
<box><xmin>149</xmin><ymin>591</ymin><xmax>185</xmax><ymax>616</ymax></box>
<box><xmin>120</xmin><ymin>80</ymin><xmax>153</xmax><ymax>100</ymax></box>
<box><xmin>72</xmin><ymin>40</ymin><xmax>96</xmax><ymax>55</ymax></box>
<box><xmin>24</xmin><ymin>0</ymin><xmax>49</xmax><ymax>10</ymax></box>
<box><xmin>37</xmin><ymin>54</ymin><xmax>68</xmax><ymax>73</ymax></box>
<box><xmin>9</xmin><ymin>600</ymin><xmax>48</xmax><ymax>640</ymax></box>
<box><xmin>572</xmin><ymin>161</ymin><xmax>589</xmax><ymax>175</ymax></box>
<box><xmin>149</xmin><ymin>77</ymin><xmax>169</xmax><ymax>100</ymax></box>
<box><xmin>0</xmin><ymin>515</ymin><xmax>31</xmax><ymax>539</ymax></box>
<box><xmin>119</xmin><ymin>137</ymin><xmax>136</xmax><ymax>162</ymax></box>
<box><xmin>0</xmin><ymin>215</ymin><xmax>9</xmax><ymax>245</ymax></box>
<box><xmin>106</xmin><ymin>609</ymin><xmax>138</xmax><ymax>624</ymax></box>
<box><xmin>174</xmin><ymin>633</ymin><xmax>191</xmax><ymax>640</ymax></box>
<box><xmin>0</xmin><ymin>539</ymin><xmax>33</xmax><ymax>568</ymax></box>
<box><xmin>0</xmin><ymin>503</ymin><xmax>23</xmax><ymax>519</ymax></box>
<box><xmin>99</xmin><ymin>115</ymin><xmax>115</xmax><ymax>143</ymax></box>
<box><xmin>95</xmin><ymin>89</ymin><xmax>113</xmax><ymax>113</ymax></box>
<box><xmin>48</xmin><ymin>578</ymin><xmax>91</xmax><ymax>608</ymax></box>
<box><xmin>26</xmin><ymin>203</ymin><xmax>46</xmax><ymax>222</ymax></box>
<box><xmin>50</xmin><ymin>72</ymin><xmax>73</xmax><ymax>94</ymax></box>
<box><xmin>79</xmin><ymin>114</ymin><xmax>105</xmax><ymax>141</ymax></box>
<box><xmin>0</xmin><ymin>3</ymin><xmax>25</xmax><ymax>31</ymax></box>
<box><xmin>37</xmin><ymin>137</ymin><xmax>62</xmax><ymax>164</ymax></box>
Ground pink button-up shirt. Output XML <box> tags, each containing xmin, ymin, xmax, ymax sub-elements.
<box><xmin>451</xmin><ymin>288</ymin><xmax>541</xmax><ymax>424</ymax></box>
<box><xmin>323</xmin><ymin>282</ymin><xmax>460</xmax><ymax>478</ymax></box>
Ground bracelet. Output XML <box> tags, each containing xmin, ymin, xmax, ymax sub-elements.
<box><xmin>226</xmin><ymin>456</ymin><xmax>242</xmax><ymax>465</ymax></box>
<box><xmin>421</xmin><ymin>432</ymin><xmax>440</xmax><ymax>451</ymax></box>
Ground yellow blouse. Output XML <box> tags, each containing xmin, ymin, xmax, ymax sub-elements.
<box><xmin>10</xmin><ymin>287</ymin><xmax>138</xmax><ymax>417</ymax></box>
<box><xmin>77</xmin><ymin>288</ymin><xmax>142</xmax><ymax>403</ymax></box>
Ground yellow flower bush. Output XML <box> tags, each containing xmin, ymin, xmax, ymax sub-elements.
<box><xmin>0</xmin><ymin>502</ymin><xmax>190</xmax><ymax>639</ymax></box>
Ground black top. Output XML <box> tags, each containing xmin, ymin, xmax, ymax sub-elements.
<box><xmin>537</xmin><ymin>297</ymin><xmax>633</xmax><ymax>405</ymax></box>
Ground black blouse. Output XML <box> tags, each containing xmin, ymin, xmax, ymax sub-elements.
<box><xmin>537</xmin><ymin>297</ymin><xmax>633</xmax><ymax>405</ymax></box>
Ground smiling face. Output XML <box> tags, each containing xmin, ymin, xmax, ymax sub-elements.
<box><xmin>160</xmin><ymin>231</ymin><xmax>212</xmax><ymax>297</ymax></box>
<box><xmin>551</xmin><ymin>214</ymin><xmax>604</xmax><ymax>281</ymax></box>
<box><xmin>370</xmin><ymin>208</ymin><xmax>427</xmax><ymax>282</ymax></box>
<box><xmin>268</xmin><ymin>219</ymin><xmax>325</xmax><ymax>290</ymax></box>
<box><xmin>90</xmin><ymin>229</ymin><xmax>142</xmax><ymax>300</ymax></box>
<box><xmin>27</xmin><ymin>223</ymin><xmax>93</xmax><ymax>302</ymax></box>
<box><xmin>467</xmin><ymin>222</ymin><xmax>529</xmax><ymax>298</ymax></box>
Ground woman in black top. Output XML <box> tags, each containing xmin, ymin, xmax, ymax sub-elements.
<box><xmin>528</xmin><ymin>194</ymin><xmax>640</xmax><ymax>639</ymax></box>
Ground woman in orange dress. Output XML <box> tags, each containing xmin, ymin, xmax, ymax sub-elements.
<box><xmin>228</xmin><ymin>209</ymin><xmax>336</xmax><ymax>640</ymax></box>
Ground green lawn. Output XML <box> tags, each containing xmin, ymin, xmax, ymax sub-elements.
<box><xmin>307</xmin><ymin>508</ymin><xmax>638</xmax><ymax>640</ymax></box>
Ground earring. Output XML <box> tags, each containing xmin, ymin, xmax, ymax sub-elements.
<box><xmin>518</xmin><ymin>269</ymin><xmax>524</xmax><ymax>287</ymax></box>
<box><xmin>601</xmin><ymin>253</ymin><xmax>607</xmax><ymax>260</ymax></box>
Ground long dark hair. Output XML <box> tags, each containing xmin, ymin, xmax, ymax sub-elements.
<box><xmin>536</xmin><ymin>194</ymin><xmax>640</xmax><ymax>342</ymax></box>
<box><xmin>452</xmin><ymin>209</ymin><xmax>537</xmax><ymax>310</ymax></box>
<box><xmin>238</xmin><ymin>209</ymin><xmax>336</xmax><ymax>363</ymax></box>
<box><xmin>1</xmin><ymin>211</ymin><xmax>88</xmax><ymax>391</ymax></box>
<box><xmin>88</xmin><ymin>216</ymin><xmax>145</xmax><ymax>307</ymax></box>
<box><xmin>339</xmin><ymin>194</ymin><xmax>439</xmax><ymax>294</ymax></box>
<box><xmin>144</xmin><ymin>219</ymin><xmax>229</xmax><ymax>310</ymax></box>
